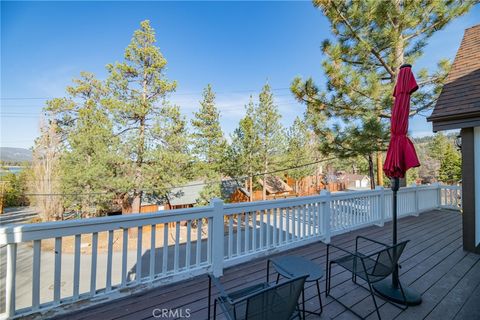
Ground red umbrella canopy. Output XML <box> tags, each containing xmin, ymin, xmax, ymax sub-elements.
<box><xmin>383</xmin><ymin>65</ymin><xmax>421</xmax><ymax>178</ymax></box>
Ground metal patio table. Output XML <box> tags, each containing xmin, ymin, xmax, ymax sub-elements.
<box><xmin>267</xmin><ymin>255</ymin><xmax>324</xmax><ymax>319</ymax></box>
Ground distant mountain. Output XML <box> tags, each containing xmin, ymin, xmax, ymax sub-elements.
<box><xmin>0</xmin><ymin>147</ymin><xmax>32</xmax><ymax>163</ymax></box>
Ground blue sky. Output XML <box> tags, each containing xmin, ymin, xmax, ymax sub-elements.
<box><xmin>1</xmin><ymin>1</ymin><xmax>479</xmax><ymax>149</ymax></box>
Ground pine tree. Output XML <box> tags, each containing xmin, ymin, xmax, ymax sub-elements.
<box><xmin>439</xmin><ymin>143</ymin><xmax>461</xmax><ymax>183</ymax></box>
<box><xmin>146</xmin><ymin>105</ymin><xmax>192</xmax><ymax>198</ymax></box>
<box><xmin>191</xmin><ymin>84</ymin><xmax>227</xmax><ymax>203</ymax></box>
<box><xmin>225</xmin><ymin>97</ymin><xmax>261</xmax><ymax>200</ymax></box>
<box><xmin>255</xmin><ymin>83</ymin><xmax>285</xmax><ymax>200</ymax></box>
<box><xmin>106</xmin><ymin>20</ymin><xmax>177</xmax><ymax>213</ymax></box>
<box><xmin>285</xmin><ymin>117</ymin><xmax>315</xmax><ymax>193</ymax></box>
<box><xmin>292</xmin><ymin>0</ymin><xmax>473</xmax><ymax>186</ymax></box>
<box><xmin>46</xmin><ymin>72</ymin><xmax>121</xmax><ymax>216</ymax></box>
<box><xmin>191</xmin><ymin>84</ymin><xmax>227</xmax><ymax>173</ymax></box>
<box><xmin>429</xmin><ymin>132</ymin><xmax>449</xmax><ymax>161</ymax></box>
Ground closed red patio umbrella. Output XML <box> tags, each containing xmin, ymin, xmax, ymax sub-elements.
<box><xmin>374</xmin><ymin>64</ymin><xmax>422</xmax><ymax>305</ymax></box>
<box><xmin>383</xmin><ymin>65</ymin><xmax>420</xmax><ymax>178</ymax></box>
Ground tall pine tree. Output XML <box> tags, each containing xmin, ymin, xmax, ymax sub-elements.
<box><xmin>106</xmin><ymin>20</ymin><xmax>177</xmax><ymax>213</ymax></box>
<box><xmin>285</xmin><ymin>117</ymin><xmax>316</xmax><ymax>193</ymax></box>
<box><xmin>225</xmin><ymin>97</ymin><xmax>261</xmax><ymax>200</ymax></box>
<box><xmin>147</xmin><ymin>105</ymin><xmax>192</xmax><ymax>200</ymax></box>
<box><xmin>292</xmin><ymin>0</ymin><xmax>473</xmax><ymax>186</ymax></box>
<box><xmin>255</xmin><ymin>83</ymin><xmax>285</xmax><ymax>200</ymax></box>
<box><xmin>191</xmin><ymin>84</ymin><xmax>227</xmax><ymax>172</ymax></box>
<box><xmin>191</xmin><ymin>84</ymin><xmax>227</xmax><ymax>204</ymax></box>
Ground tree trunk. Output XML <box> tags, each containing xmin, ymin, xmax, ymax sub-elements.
<box><xmin>262</xmin><ymin>156</ymin><xmax>268</xmax><ymax>200</ymax></box>
<box><xmin>377</xmin><ymin>0</ymin><xmax>404</xmax><ymax>189</ymax></box>
<box><xmin>376</xmin><ymin>152</ymin><xmax>384</xmax><ymax>187</ymax></box>
<box><xmin>131</xmin><ymin>70</ymin><xmax>148</xmax><ymax>214</ymax></box>
<box><xmin>121</xmin><ymin>194</ymin><xmax>132</xmax><ymax>214</ymax></box>
<box><xmin>368</xmin><ymin>154</ymin><xmax>376</xmax><ymax>190</ymax></box>
<box><xmin>249</xmin><ymin>176</ymin><xmax>253</xmax><ymax>202</ymax></box>
<box><xmin>132</xmin><ymin>192</ymin><xmax>142</xmax><ymax>213</ymax></box>
<box><xmin>262</xmin><ymin>173</ymin><xmax>267</xmax><ymax>201</ymax></box>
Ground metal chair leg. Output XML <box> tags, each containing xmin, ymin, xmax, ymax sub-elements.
<box><xmin>316</xmin><ymin>280</ymin><xmax>323</xmax><ymax>314</ymax></box>
<box><xmin>213</xmin><ymin>299</ymin><xmax>217</xmax><ymax>320</ymax></box>
<box><xmin>208</xmin><ymin>276</ymin><xmax>212</xmax><ymax>320</ymax></box>
<box><xmin>276</xmin><ymin>273</ymin><xmax>280</xmax><ymax>284</ymax></box>
<box><xmin>302</xmin><ymin>288</ymin><xmax>306</xmax><ymax>320</ymax></box>
<box><xmin>397</xmin><ymin>281</ymin><xmax>409</xmax><ymax>311</ymax></box>
<box><xmin>367</xmin><ymin>281</ymin><xmax>381</xmax><ymax>320</ymax></box>
<box><xmin>326</xmin><ymin>261</ymin><xmax>333</xmax><ymax>296</ymax></box>
<box><xmin>266</xmin><ymin>259</ymin><xmax>270</xmax><ymax>283</ymax></box>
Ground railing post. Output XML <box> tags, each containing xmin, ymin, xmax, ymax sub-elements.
<box><xmin>320</xmin><ymin>190</ymin><xmax>331</xmax><ymax>243</ymax></box>
<box><xmin>435</xmin><ymin>183</ymin><xmax>442</xmax><ymax>208</ymax></box>
<box><xmin>211</xmin><ymin>198</ymin><xmax>224</xmax><ymax>277</ymax></box>
<box><xmin>410</xmin><ymin>183</ymin><xmax>419</xmax><ymax>216</ymax></box>
<box><xmin>375</xmin><ymin>186</ymin><xmax>385</xmax><ymax>227</ymax></box>
<box><xmin>6</xmin><ymin>243</ymin><xmax>17</xmax><ymax>318</ymax></box>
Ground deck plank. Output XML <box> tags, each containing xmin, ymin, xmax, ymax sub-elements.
<box><xmin>49</xmin><ymin>209</ymin><xmax>479</xmax><ymax>320</ymax></box>
<box><xmin>453</xmin><ymin>281</ymin><xmax>480</xmax><ymax>320</ymax></box>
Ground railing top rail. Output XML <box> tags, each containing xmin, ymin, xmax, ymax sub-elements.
<box><xmin>439</xmin><ymin>185</ymin><xmax>461</xmax><ymax>190</ymax></box>
<box><xmin>223</xmin><ymin>193</ymin><xmax>327</xmax><ymax>214</ymax></box>
<box><xmin>0</xmin><ymin>205</ymin><xmax>214</xmax><ymax>244</ymax></box>
<box><xmin>223</xmin><ymin>185</ymin><xmax>434</xmax><ymax>213</ymax></box>
<box><xmin>0</xmin><ymin>184</ymin><xmax>447</xmax><ymax>244</ymax></box>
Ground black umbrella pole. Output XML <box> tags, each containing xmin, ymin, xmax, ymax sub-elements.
<box><xmin>392</xmin><ymin>177</ymin><xmax>400</xmax><ymax>289</ymax></box>
<box><xmin>373</xmin><ymin>177</ymin><xmax>421</xmax><ymax>305</ymax></box>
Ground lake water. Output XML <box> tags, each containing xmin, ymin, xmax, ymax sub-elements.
<box><xmin>0</xmin><ymin>167</ymin><xmax>24</xmax><ymax>176</ymax></box>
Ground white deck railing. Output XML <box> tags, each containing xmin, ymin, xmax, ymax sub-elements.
<box><xmin>0</xmin><ymin>183</ymin><xmax>461</xmax><ymax>319</ymax></box>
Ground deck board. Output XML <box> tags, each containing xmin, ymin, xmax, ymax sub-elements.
<box><xmin>52</xmin><ymin>209</ymin><xmax>479</xmax><ymax>320</ymax></box>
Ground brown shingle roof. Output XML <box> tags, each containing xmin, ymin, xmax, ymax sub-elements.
<box><xmin>258</xmin><ymin>176</ymin><xmax>293</xmax><ymax>194</ymax></box>
<box><xmin>428</xmin><ymin>24</ymin><xmax>480</xmax><ymax>128</ymax></box>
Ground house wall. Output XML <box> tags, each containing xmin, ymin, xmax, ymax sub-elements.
<box><xmin>229</xmin><ymin>189</ymin><xmax>250</xmax><ymax>203</ymax></box>
<box><xmin>461</xmin><ymin>127</ymin><xmax>480</xmax><ymax>253</ymax></box>
<box><xmin>140</xmin><ymin>204</ymin><xmax>162</xmax><ymax>213</ymax></box>
<box><xmin>475</xmin><ymin>126</ymin><xmax>480</xmax><ymax>247</ymax></box>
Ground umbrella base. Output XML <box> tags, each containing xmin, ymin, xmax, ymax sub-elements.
<box><xmin>373</xmin><ymin>279</ymin><xmax>422</xmax><ymax>306</ymax></box>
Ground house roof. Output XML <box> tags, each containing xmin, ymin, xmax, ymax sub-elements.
<box><xmin>220</xmin><ymin>179</ymin><xmax>243</xmax><ymax>199</ymax></box>
<box><xmin>258</xmin><ymin>176</ymin><xmax>293</xmax><ymax>194</ymax></box>
<box><xmin>168</xmin><ymin>181</ymin><xmax>205</xmax><ymax>206</ymax></box>
<box><xmin>167</xmin><ymin>179</ymin><xmax>242</xmax><ymax>206</ymax></box>
<box><xmin>428</xmin><ymin>24</ymin><xmax>480</xmax><ymax>131</ymax></box>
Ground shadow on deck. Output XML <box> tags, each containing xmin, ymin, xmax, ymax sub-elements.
<box><xmin>55</xmin><ymin>209</ymin><xmax>480</xmax><ymax>320</ymax></box>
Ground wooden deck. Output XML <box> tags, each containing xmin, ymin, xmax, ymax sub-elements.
<box><xmin>54</xmin><ymin>209</ymin><xmax>480</xmax><ymax>320</ymax></box>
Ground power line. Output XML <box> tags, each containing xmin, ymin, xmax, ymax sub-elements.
<box><xmin>0</xmin><ymin>87</ymin><xmax>292</xmax><ymax>101</ymax></box>
<box><xmin>0</xmin><ymin>101</ymin><xmax>303</xmax><ymax>118</ymax></box>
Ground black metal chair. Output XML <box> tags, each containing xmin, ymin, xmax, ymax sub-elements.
<box><xmin>208</xmin><ymin>273</ymin><xmax>307</xmax><ymax>320</ymax></box>
<box><xmin>325</xmin><ymin>236</ymin><xmax>409</xmax><ymax>320</ymax></box>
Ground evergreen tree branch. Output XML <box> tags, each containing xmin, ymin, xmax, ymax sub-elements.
<box><xmin>329</xmin><ymin>0</ymin><xmax>395</xmax><ymax>78</ymax></box>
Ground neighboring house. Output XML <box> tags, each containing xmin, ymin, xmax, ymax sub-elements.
<box><xmin>427</xmin><ymin>24</ymin><xmax>480</xmax><ymax>254</ymax></box>
<box><xmin>338</xmin><ymin>173</ymin><xmax>371</xmax><ymax>189</ymax></box>
<box><xmin>164</xmin><ymin>179</ymin><xmax>244</xmax><ymax>207</ymax></box>
<box><xmin>166</xmin><ymin>180</ymin><xmax>205</xmax><ymax>209</ymax></box>
<box><xmin>257</xmin><ymin>176</ymin><xmax>294</xmax><ymax>199</ymax></box>
<box><xmin>229</xmin><ymin>187</ymin><xmax>251</xmax><ymax>203</ymax></box>
<box><xmin>140</xmin><ymin>193</ymin><xmax>171</xmax><ymax>212</ymax></box>
<box><xmin>285</xmin><ymin>174</ymin><xmax>345</xmax><ymax>195</ymax></box>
